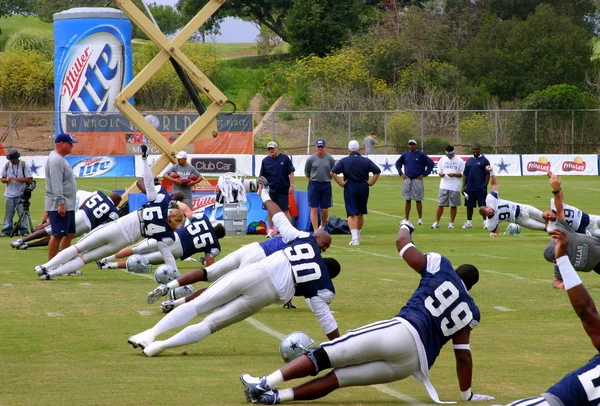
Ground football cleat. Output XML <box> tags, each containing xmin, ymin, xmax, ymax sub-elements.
<box><xmin>399</xmin><ymin>220</ymin><xmax>414</xmax><ymax>234</ymax></box>
<box><xmin>147</xmin><ymin>284</ymin><xmax>170</xmax><ymax>304</ymax></box>
<box><xmin>255</xmin><ymin>390</ymin><xmax>280</xmax><ymax>405</ymax></box>
<box><xmin>349</xmin><ymin>239</ymin><xmax>360</xmax><ymax>246</ymax></box>
<box><xmin>10</xmin><ymin>239</ymin><xmax>23</xmax><ymax>248</ymax></box>
<box><xmin>160</xmin><ymin>300</ymin><xmax>176</xmax><ymax>313</ymax></box>
<box><xmin>142</xmin><ymin>341</ymin><xmax>165</xmax><ymax>357</ymax></box>
<box><xmin>128</xmin><ymin>330</ymin><xmax>155</xmax><ymax>349</ymax></box>
<box><xmin>240</xmin><ymin>373</ymin><xmax>270</xmax><ymax>401</ymax></box>
<box><xmin>96</xmin><ymin>259</ymin><xmax>107</xmax><ymax>269</ymax></box>
<box><xmin>461</xmin><ymin>223</ymin><xmax>473</xmax><ymax>229</ymax></box>
<box><xmin>38</xmin><ymin>272</ymin><xmax>51</xmax><ymax>280</ymax></box>
<box><xmin>140</xmin><ymin>144</ymin><xmax>148</xmax><ymax>159</ymax></box>
<box><xmin>34</xmin><ymin>265</ymin><xmax>47</xmax><ymax>276</ymax></box>
<box><xmin>17</xmin><ymin>243</ymin><xmax>28</xmax><ymax>250</ymax></box>
<box><xmin>417</xmin><ymin>218</ymin><xmax>423</xmax><ymax>225</ymax></box>
<box><xmin>448</xmin><ymin>222</ymin><xmax>454</xmax><ymax>229</ymax></box>
<box><xmin>282</xmin><ymin>300</ymin><xmax>297</xmax><ymax>309</ymax></box>
<box><xmin>431</xmin><ymin>222</ymin><xmax>440</xmax><ymax>229</ymax></box>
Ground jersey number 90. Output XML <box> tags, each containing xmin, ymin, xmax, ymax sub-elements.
<box><xmin>284</xmin><ymin>243</ymin><xmax>322</xmax><ymax>284</ymax></box>
<box><xmin>424</xmin><ymin>281</ymin><xmax>473</xmax><ymax>336</ymax></box>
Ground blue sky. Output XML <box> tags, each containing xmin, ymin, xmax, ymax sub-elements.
<box><xmin>153</xmin><ymin>0</ymin><xmax>259</xmax><ymax>43</ymax></box>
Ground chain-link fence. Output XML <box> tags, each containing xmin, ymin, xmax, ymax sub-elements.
<box><xmin>2</xmin><ymin>109</ymin><xmax>600</xmax><ymax>155</ymax></box>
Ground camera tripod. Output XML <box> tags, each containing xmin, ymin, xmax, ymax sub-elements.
<box><xmin>10</xmin><ymin>198</ymin><xmax>34</xmax><ymax>237</ymax></box>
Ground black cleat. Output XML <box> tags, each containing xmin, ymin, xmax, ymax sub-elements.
<box><xmin>140</xmin><ymin>144</ymin><xmax>148</xmax><ymax>159</ymax></box>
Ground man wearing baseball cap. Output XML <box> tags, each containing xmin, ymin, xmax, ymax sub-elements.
<box><xmin>431</xmin><ymin>145</ymin><xmax>464</xmax><ymax>229</ymax></box>
<box><xmin>163</xmin><ymin>150</ymin><xmax>203</xmax><ymax>208</ymax></box>
<box><xmin>259</xmin><ymin>141</ymin><xmax>295</xmax><ymax>238</ymax></box>
<box><xmin>1</xmin><ymin>149</ymin><xmax>33</xmax><ymax>236</ymax></box>
<box><xmin>45</xmin><ymin>133</ymin><xmax>78</xmax><ymax>259</ymax></box>
<box><xmin>304</xmin><ymin>139</ymin><xmax>335</xmax><ymax>231</ymax></box>
<box><xmin>395</xmin><ymin>139</ymin><xmax>434</xmax><ymax>226</ymax></box>
<box><xmin>330</xmin><ymin>140</ymin><xmax>381</xmax><ymax>246</ymax></box>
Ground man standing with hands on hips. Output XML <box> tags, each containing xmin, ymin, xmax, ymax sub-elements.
<box><xmin>45</xmin><ymin>133</ymin><xmax>77</xmax><ymax>260</ymax></box>
<box><xmin>461</xmin><ymin>144</ymin><xmax>490</xmax><ymax>229</ymax></box>
<box><xmin>395</xmin><ymin>139</ymin><xmax>434</xmax><ymax>225</ymax></box>
<box><xmin>432</xmin><ymin>145</ymin><xmax>464</xmax><ymax>229</ymax></box>
<box><xmin>258</xmin><ymin>141</ymin><xmax>295</xmax><ymax>238</ymax></box>
<box><xmin>305</xmin><ymin>139</ymin><xmax>335</xmax><ymax>231</ymax></box>
<box><xmin>331</xmin><ymin>140</ymin><xmax>381</xmax><ymax>246</ymax></box>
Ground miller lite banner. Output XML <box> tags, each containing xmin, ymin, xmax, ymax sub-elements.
<box><xmin>54</xmin><ymin>7</ymin><xmax>133</xmax><ymax>154</ymax></box>
<box><xmin>522</xmin><ymin>154</ymin><xmax>598</xmax><ymax>176</ymax></box>
<box><xmin>66</xmin><ymin>155</ymin><xmax>135</xmax><ymax>178</ymax></box>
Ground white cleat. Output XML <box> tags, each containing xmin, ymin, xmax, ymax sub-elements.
<box><xmin>34</xmin><ymin>265</ymin><xmax>47</xmax><ymax>276</ymax></box>
<box><xmin>431</xmin><ymin>222</ymin><xmax>440</xmax><ymax>229</ymax></box>
<box><xmin>461</xmin><ymin>223</ymin><xmax>473</xmax><ymax>229</ymax></box>
<box><xmin>349</xmin><ymin>239</ymin><xmax>360</xmax><ymax>246</ymax></box>
<box><xmin>142</xmin><ymin>341</ymin><xmax>165</xmax><ymax>357</ymax></box>
<box><xmin>127</xmin><ymin>330</ymin><xmax>156</xmax><ymax>350</ymax></box>
<box><xmin>448</xmin><ymin>222</ymin><xmax>454</xmax><ymax>229</ymax></box>
<box><xmin>417</xmin><ymin>219</ymin><xmax>423</xmax><ymax>225</ymax></box>
<box><xmin>10</xmin><ymin>239</ymin><xmax>23</xmax><ymax>248</ymax></box>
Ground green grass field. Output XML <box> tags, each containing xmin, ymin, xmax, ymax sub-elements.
<box><xmin>2</xmin><ymin>175</ymin><xmax>600</xmax><ymax>405</ymax></box>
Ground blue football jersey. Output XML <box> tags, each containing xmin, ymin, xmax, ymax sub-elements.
<box><xmin>176</xmin><ymin>214</ymin><xmax>220</xmax><ymax>260</ymax></box>
<box><xmin>259</xmin><ymin>237</ymin><xmax>286</xmax><ymax>257</ymax></box>
<box><xmin>282</xmin><ymin>236</ymin><xmax>335</xmax><ymax>299</ymax></box>
<box><xmin>139</xmin><ymin>186</ymin><xmax>174</xmax><ymax>241</ymax></box>
<box><xmin>82</xmin><ymin>191</ymin><xmax>119</xmax><ymax>229</ymax></box>
<box><xmin>396</xmin><ymin>253</ymin><xmax>480</xmax><ymax>369</ymax></box>
<box><xmin>547</xmin><ymin>353</ymin><xmax>600</xmax><ymax>405</ymax></box>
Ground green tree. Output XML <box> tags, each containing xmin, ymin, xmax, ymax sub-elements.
<box><xmin>456</xmin><ymin>4</ymin><xmax>594</xmax><ymax>100</ymax></box>
<box><xmin>133</xmin><ymin>4</ymin><xmax>184</xmax><ymax>39</ymax></box>
<box><xmin>35</xmin><ymin>0</ymin><xmax>105</xmax><ymax>23</ymax></box>
<box><xmin>0</xmin><ymin>0</ymin><xmax>34</xmax><ymax>19</ymax></box>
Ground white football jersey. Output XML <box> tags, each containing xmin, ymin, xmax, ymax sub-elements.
<box><xmin>486</xmin><ymin>191</ymin><xmax>519</xmax><ymax>232</ymax></box>
<box><xmin>550</xmin><ymin>198</ymin><xmax>583</xmax><ymax>231</ymax></box>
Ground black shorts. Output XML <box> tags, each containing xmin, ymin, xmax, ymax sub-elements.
<box><xmin>464</xmin><ymin>190</ymin><xmax>487</xmax><ymax>208</ymax></box>
<box><xmin>48</xmin><ymin>210</ymin><xmax>76</xmax><ymax>236</ymax></box>
<box><xmin>344</xmin><ymin>182</ymin><xmax>369</xmax><ymax>217</ymax></box>
<box><xmin>269</xmin><ymin>192</ymin><xmax>290</xmax><ymax>212</ymax></box>
<box><xmin>308</xmin><ymin>181</ymin><xmax>332</xmax><ymax>209</ymax></box>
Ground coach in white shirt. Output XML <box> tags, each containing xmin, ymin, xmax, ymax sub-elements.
<box><xmin>431</xmin><ymin>145</ymin><xmax>464</xmax><ymax>229</ymax></box>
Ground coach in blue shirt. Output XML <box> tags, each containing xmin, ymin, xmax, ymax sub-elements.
<box><xmin>258</xmin><ymin>141</ymin><xmax>295</xmax><ymax>238</ymax></box>
<box><xmin>461</xmin><ymin>144</ymin><xmax>490</xmax><ymax>229</ymax></box>
<box><xmin>331</xmin><ymin>140</ymin><xmax>381</xmax><ymax>246</ymax></box>
<box><xmin>395</xmin><ymin>139</ymin><xmax>434</xmax><ymax>225</ymax></box>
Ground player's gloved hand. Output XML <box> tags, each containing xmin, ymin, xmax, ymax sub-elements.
<box><xmin>199</xmin><ymin>257</ymin><xmax>206</xmax><ymax>265</ymax></box>
<box><xmin>399</xmin><ymin>219</ymin><xmax>414</xmax><ymax>234</ymax></box>
<box><xmin>160</xmin><ymin>300</ymin><xmax>176</xmax><ymax>313</ymax></box>
<box><xmin>147</xmin><ymin>284</ymin><xmax>169</xmax><ymax>304</ymax></box>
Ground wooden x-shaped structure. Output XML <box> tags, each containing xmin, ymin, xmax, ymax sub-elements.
<box><xmin>113</xmin><ymin>0</ymin><xmax>227</xmax><ymax>202</ymax></box>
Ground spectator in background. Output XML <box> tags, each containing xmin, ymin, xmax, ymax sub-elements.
<box><xmin>2</xmin><ymin>149</ymin><xmax>33</xmax><ymax>237</ymax></box>
<box><xmin>305</xmin><ymin>139</ymin><xmax>335</xmax><ymax>231</ymax></box>
<box><xmin>363</xmin><ymin>132</ymin><xmax>377</xmax><ymax>155</ymax></box>
<box><xmin>395</xmin><ymin>139</ymin><xmax>434</xmax><ymax>225</ymax></box>
<box><xmin>258</xmin><ymin>141</ymin><xmax>295</xmax><ymax>238</ymax></box>
<box><xmin>461</xmin><ymin>144</ymin><xmax>491</xmax><ymax>229</ymax></box>
<box><xmin>45</xmin><ymin>133</ymin><xmax>77</xmax><ymax>259</ymax></box>
<box><xmin>163</xmin><ymin>151</ymin><xmax>203</xmax><ymax>208</ymax></box>
<box><xmin>331</xmin><ymin>140</ymin><xmax>381</xmax><ymax>246</ymax></box>
<box><xmin>432</xmin><ymin>145</ymin><xmax>464</xmax><ymax>229</ymax></box>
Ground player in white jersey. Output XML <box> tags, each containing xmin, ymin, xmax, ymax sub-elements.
<box><xmin>478</xmin><ymin>166</ymin><xmax>545</xmax><ymax>237</ymax></box>
<box><xmin>542</xmin><ymin>198</ymin><xmax>600</xmax><ymax>238</ymax></box>
<box><xmin>127</xmin><ymin>190</ymin><xmax>341</xmax><ymax>358</ymax></box>
<box><xmin>34</xmin><ymin>146</ymin><xmax>184</xmax><ymax>279</ymax></box>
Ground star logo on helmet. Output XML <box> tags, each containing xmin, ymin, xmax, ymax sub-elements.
<box><xmin>290</xmin><ymin>341</ymin><xmax>299</xmax><ymax>351</ymax></box>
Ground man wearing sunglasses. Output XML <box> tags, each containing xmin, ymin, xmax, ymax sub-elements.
<box><xmin>304</xmin><ymin>139</ymin><xmax>335</xmax><ymax>231</ymax></box>
<box><xmin>258</xmin><ymin>141</ymin><xmax>295</xmax><ymax>238</ymax></box>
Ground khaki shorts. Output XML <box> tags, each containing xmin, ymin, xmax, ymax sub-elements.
<box><xmin>437</xmin><ymin>189</ymin><xmax>461</xmax><ymax>207</ymax></box>
<box><xmin>402</xmin><ymin>178</ymin><xmax>424</xmax><ymax>201</ymax></box>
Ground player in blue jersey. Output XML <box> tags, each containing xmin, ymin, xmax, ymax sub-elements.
<box><xmin>34</xmin><ymin>145</ymin><xmax>184</xmax><ymax>280</ymax></box>
<box><xmin>128</xmin><ymin>189</ymin><xmax>341</xmax><ymax>357</ymax></box>
<box><xmin>240</xmin><ymin>222</ymin><xmax>494</xmax><ymax>405</ymax></box>
<box><xmin>10</xmin><ymin>190</ymin><xmax>121</xmax><ymax>250</ymax></box>
<box><xmin>97</xmin><ymin>212</ymin><xmax>225</xmax><ymax>270</ymax></box>
<box><xmin>146</xmin><ymin>236</ymin><xmax>288</xmax><ymax>313</ymax></box>
<box><xmin>505</xmin><ymin>228</ymin><xmax>600</xmax><ymax>406</ymax></box>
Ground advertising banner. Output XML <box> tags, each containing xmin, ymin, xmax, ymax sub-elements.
<box><xmin>65</xmin><ymin>113</ymin><xmax>254</xmax><ymax>156</ymax></box>
<box><xmin>66</xmin><ymin>155</ymin><xmax>135</xmax><ymax>178</ymax></box>
<box><xmin>134</xmin><ymin>154</ymin><xmax>254</xmax><ymax>177</ymax></box>
<box><xmin>522</xmin><ymin>155</ymin><xmax>598</xmax><ymax>176</ymax></box>
<box><xmin>54</xmin><ymin>7</ymin><xmax>133</xmax><ymax>154</ymax></box>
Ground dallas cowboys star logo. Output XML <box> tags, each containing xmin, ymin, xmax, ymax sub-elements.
<box><xmin>495</xmin><ymin>158</ymin><xmax>511</xmax><ymax>174</ymax></box>
<box><xmin>29</xmin><ymin>160</ymin><xmax>42</xmax><ymax>175</ymax></box>
<box><xmin>290</xmin><ymin>341</ymin><xmax>299</xmax><ymax>351</ymax></box>
<box><xmin>380</xmin><ymin>159</ymin><xmax>394</xmax><ymax>173</ymax></box>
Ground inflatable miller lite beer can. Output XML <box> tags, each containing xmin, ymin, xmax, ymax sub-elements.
<box><xmin>54</xmin><ymin>7</ymin><xmax>133</xmax><ymax>134</ymax></box>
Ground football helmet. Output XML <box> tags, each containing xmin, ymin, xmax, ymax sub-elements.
<box><xmin>169</xmin><ymin>284</ymin><xmax>194</xmax><ymax>300</ymax></box>
<box><xmin>279</xmin><ymin>331</ymin><xmax>315</xmax><ymax>363</ymax></box>
<box><xmin>504</xmin><ymin>223</ymin><xmax>521</xmax><ymax>235</ymax></box>
<box><xmin>154</xmin><ymin>264</ymin><xmax>181</xmax><ymax>284</ymax></box>
<box><xmin>126</xmin><ymin>255</ymin><xmax>152</xmax><ymax>274</ymax></box>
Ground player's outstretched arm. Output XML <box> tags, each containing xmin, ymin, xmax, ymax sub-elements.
<box><xmin>548</xmin><ymin>171</ymin><xmax>566</xmax><ymax>221</ymax></box>
<box><xmin>551</xmin><ymin>229</ymin><xmax>600</xmax><ymax>350</ymax></box>
<box><xmin>396</xmin><ymin>222</ymin><xmax>426</xmax><ymax>273</ymax></box>
<box><xmin>485</xmin><ymin>166</ymin><xmax>497</xmax><ymax>191</ymax></box>
<box><xmin>452</xmin><ymin>328</ymin><xmax>494</xmax><ymax>401</ymax></box>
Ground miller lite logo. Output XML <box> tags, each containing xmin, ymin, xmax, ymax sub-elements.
<box><xmin>192</xmin><ymin>196</ymin><xmax>217</xmax><ymax>212</ymax></box>
<box><xmin>526</xmin><ymin>157</ymin><xmax>551</xmax><ymax>172</ymax></box>
<box><xmin>71</xmin><ymin>156</ymin><xmax>118</xmax><ymax>177</ymax></box>
<box><xmin>57</xmin><ymin>26</ymin><xmax>126</xmax><ymax>132</ymax></box>
<box><xmin>562</xmin><ymin>157</ymin><xmax>586</xmax><ymax>172</ymax></box>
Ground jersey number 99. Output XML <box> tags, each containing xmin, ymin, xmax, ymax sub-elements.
<box><xmin>425</xmin><ymin>281</ymin><xmax>473</xmax><ymax>336</ymax></box>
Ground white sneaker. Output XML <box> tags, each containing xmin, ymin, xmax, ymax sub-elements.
<box><xmin>418</xmin><ymin>219</ymin><xmax>423</xmax><ymax>225</ymax></box>
<box><xmin>10</xmin><ymin>239</ymin><xmax>23</xmax><ymax>248</ymax></box>
<box><xmin>448</xmin><ymin>222</ymin><xmax>454</xmax><ymax>229</ymax></box>
<box><xmin>431</xmin><ymin>222</ymin><xmax>440</xmax><ymax>229</ymax></box>
<box><xmin>349</xmin><ymin>239</ymin><xmax>360</xmax><ymax>246</ymax></box>
<box><xmin>461</xmin><ymin>223</ymin><xmax>473</xmax><ymax>229</ymax></box>
<box><xmin>128</xmin><ymin>330</ymin><xmax>156</xmax><ymax>349</ymax></box>
<box><xmin>143</xmin><ymin>341</ymin><xmax>165</xmax><ymax>357</ymax></box>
